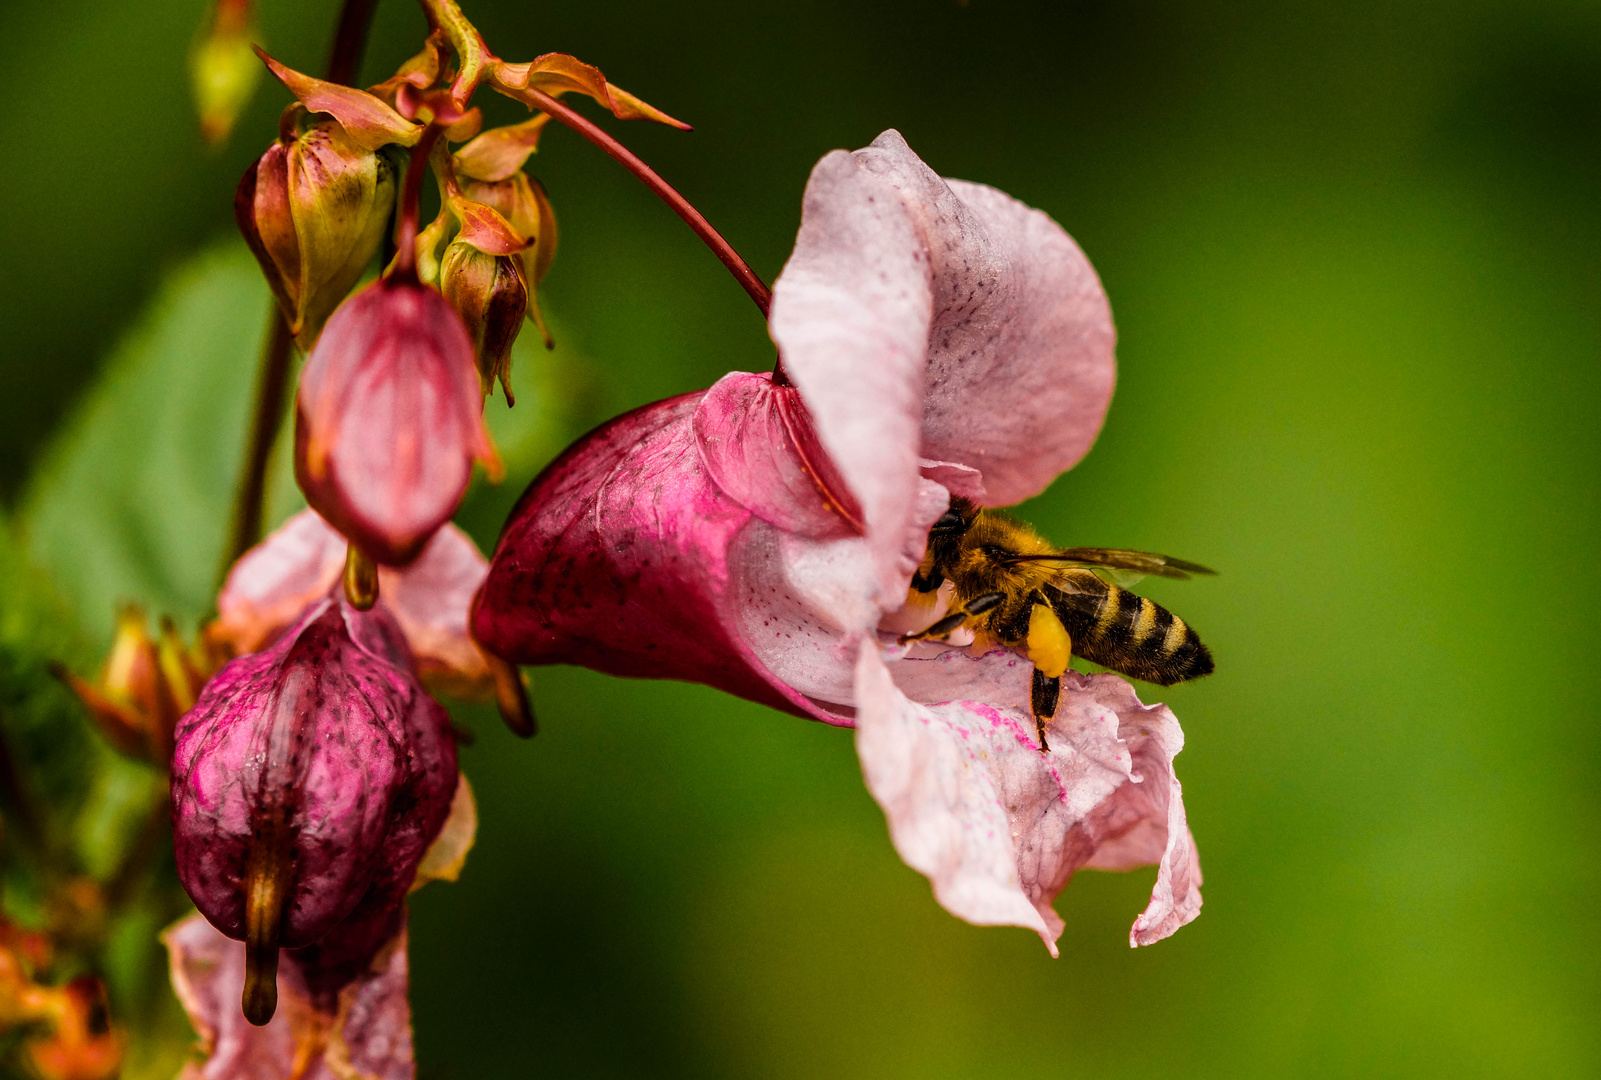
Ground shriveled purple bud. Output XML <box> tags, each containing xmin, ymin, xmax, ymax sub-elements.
<box><xmin>171</xmin><ymin>596</ymin><xmax>456</xmax><ymax>1025</ymax></box>
<box><xmin>295</xmin><ymin>278</ymin><xmax>501</xmax><ymax>566</ymax></box>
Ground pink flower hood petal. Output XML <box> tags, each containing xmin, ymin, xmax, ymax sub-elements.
<box><xmin>854</xmin><ymin>644</ymin><xmax>1201</xmax><ymax>952</ymax></box>
<box><xmin>212</xmin><ymin>509</ymin><xmax>493</xmax><ymax>696</ymax></box>
<box><xmin>472</xmin><ymin>382</ymin><xmax>950</xmax><ymax>723</ymax></box>
<box><xmin>164</xmin><ymin>912</ymin><xmax>415</xmax><ymax>1080</ymax></box>
<box><xmin>770</xmin><ymin>129</ymin><xmax>1116</xmax><ymax>513</ymax></box>
<box><xmin>473</xmin><ymin>392</ymin><xmax>839</xmax><ymax>722</ymax></box>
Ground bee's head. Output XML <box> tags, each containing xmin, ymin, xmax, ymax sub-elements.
<box><xmin>929</xmin><ymin>496</ymin><xmax>980</xmax><ymax>538</ymax></box>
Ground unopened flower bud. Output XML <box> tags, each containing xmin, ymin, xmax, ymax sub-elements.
<box><xmin>440</xmin><ymin>240</ymin><xmax>528</xmax><ymax>402</ymax></box>
<box><xmin>236</xmin><ymin>121</ymin><xmax>397</xmax><ymax>343</ymax></box>
<box><xmin>461</xmin><ymin>172</ymin><xmax>557</xmax><ymax>348</ymax></box>
<box><xmin>51</xmin><ymin>606</ymin><xmax>209</xmax><ymax>767</ymax></box>
<box><xmin>190</xmin><ymin>0</ymin><xmax>260</xmax><ymax>145</ymax></box>
<box><xmin>171</xmin><ymin>596</ymin><xmax>457</xmax><ymax>1025</ymax></box>
<box><xmin>295</xmin><ymin>277</ymin><xmax>499</xmax><ymax>566</ymax></box>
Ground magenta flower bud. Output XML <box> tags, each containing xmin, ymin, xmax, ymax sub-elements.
<box><xmin>295</xmin><ymin>277</ymin><xmax>501</xmax><ymax>566</ymax></box>
<box><xmin>171</xmin><ymin>594</ymin><xmax>457</xmax><ymax>1025</ymax></box>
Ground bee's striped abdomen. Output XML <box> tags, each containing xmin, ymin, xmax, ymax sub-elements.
<box><xmin>1051</xmin><ymin>577</ymin><xmax>1213</xmax><ymax>686</ymax></box>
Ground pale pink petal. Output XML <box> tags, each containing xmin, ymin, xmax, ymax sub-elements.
<box><xmin>211</xmin><ymin>511</ymin><xmax>345</xmax><ymax>656</ymax></box>
<box><xmin>213</xmin><ymin>509</ymin><xmax>492</xmax><ymax>695</ymax></box>
<box><xmin>769</xmin><ymin>141</ymin><xmax>929</xmax><ymax>604</ymax></box>
<box><xmin>381</xmin><ymin>524</ymin><xmax>492</xmax><ymax>697</ymax></box>
<box><xmin>855</xmin><ymin>644</ymin><xmax>1201</xmax><ymax>953</ymax></box>
<box><xmin>771</xmin><ymin>130</ymin><xmax>1116</xmax><ymax>510</ymax></box>
<box><xmin>164</xmin><ymin>912</ymin><xmax>415</xmax><ymax>1080</ymax></box>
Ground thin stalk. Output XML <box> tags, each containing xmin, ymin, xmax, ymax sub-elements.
<box><xmin>391</xmin><ymin>125</ymin><xmax>446</xmax><ymax>281</ymax></box>
<box><xmin>325</xmin><ymin>0</ymin><xmax>381</xmax><ymax>84</ymax></box>
<box><xmin>511</xmin><ymin>84</ymin><xmax>772</xmax><ymax>317</ymax></box>
<box><xmin>223</xmin><ymin>309</ymin><xmax>294</xmax><ymax>572</ymax></box>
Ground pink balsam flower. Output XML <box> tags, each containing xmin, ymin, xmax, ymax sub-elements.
<box><xmin>473</xmin><ymin>131</ymin><xmax>1201</xmax><ymax>951</ymax></box>
<box><xmin>295</xmin><ymin>277</ymin><xmax>500</xmax><ymax>567</ymax></box>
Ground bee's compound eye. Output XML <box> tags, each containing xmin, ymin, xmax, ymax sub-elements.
<box><xmin>930</xmin><ymin>510</ymin><xmax>966</xmax><ymax>533</ymax></box>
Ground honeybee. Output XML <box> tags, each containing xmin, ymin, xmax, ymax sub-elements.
<box><xmin>903</xmin><ymin>497</ymin><xmax>1215</xmax><ymax>751</ymax></box>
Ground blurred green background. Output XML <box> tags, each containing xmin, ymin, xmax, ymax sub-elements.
<box><xmin>2</xmin><ymin>0</ymin><xmax>1599</xmax><ymax>1077</ymax></box>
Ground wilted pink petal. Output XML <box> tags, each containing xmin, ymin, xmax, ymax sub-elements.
<box><xmin>296</xmin><ymin>278</ymin><xmax>498</xmax><ymax>566</ymax></box>
<box><xmin>164</xmin><ymin>912</ymin><xmax>414</xmax><ymax>1080</ymax></box>
<box><xmin>211</xmin><ymin>509</ymin><xmax>492</xmax><ymax>695</ymax></box>
<box><xmin>854</xmin><ymin>644</ymin><xmax>1201</xmax><ymax>953</ymax></box>
<box><xmin>770</xmin><ymin>129</ymin><xmax>1116</xmax><ymax>511</ymax></box>
<box><xmin>172</xmin><ymin>597</ymin><xmax>456</xmax><ymax>962</ymax></box>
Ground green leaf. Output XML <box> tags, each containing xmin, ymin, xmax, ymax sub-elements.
<box><xmin>19</xmin><ymin>244</ymin><xmax>294</xmax><ymax>642</ymax></box>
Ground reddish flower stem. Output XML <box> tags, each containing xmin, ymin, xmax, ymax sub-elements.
<box><xmin>325</xmin><ymin>0</ymin><xmax>380</xmax><ymax>84</ymax></box>
<box><xmin>514</xmin><ymin>85</ymin><xmax>773</xmax><ymax>318</ymax></box>
<box><xmin>391</xmin><ymin>124</ymin><xmax>446</xmax><ymax>281</ymax></box>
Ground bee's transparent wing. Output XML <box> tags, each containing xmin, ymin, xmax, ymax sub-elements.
<box><xmin>1001</xmin><ymin>547</ymin><xmax>1217</xmax><ymax>581</ymax></box>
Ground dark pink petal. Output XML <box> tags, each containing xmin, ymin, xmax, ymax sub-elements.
<box><xmin>212</xmin><ymin>510</ymin><xmax>493</xmax><ymax>696</ymax></box>
<box><xmin>164</xmin><ymin>912</ymin><xmax>415</xmax><ymax>1080</ymax></box>
<box><xmin>296</xmin><ymin>279</ymin><xmax>497</xmax><ymax>566</ymax></box>
<box><xmin>855</xmin><ymin>644</ymin><xmax>1201</xmax><ymax>953</ymax></box>
<box><xmin>472</xmin><ymin>393</ymin><xmax>836</xmax><ymax>721</ymax></box>
<box><xmin>770</xmin><ymin>130</ymin><xmax>1116</xmax><ymax>509</ymax></box>
<box><xmin>693</xmin><ymin>372</ymin><xmax>861</xmax><ymax>539</ymax></box>
<box><xmin>473</xmin><ymin>388</ymin><xmax>952</xmax><ymax>723</ymax></box>
<box><xmin>172</xmin><ymin>598</ymin><xmax>457</xmax><ymax>952</ymax></box>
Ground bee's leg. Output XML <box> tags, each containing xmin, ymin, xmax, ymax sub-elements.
<box><xmin>909</xmin><ymin>568</ymin><xmax>944</xmax><ymax>593</ymax></box>
<box><xmin>898</xmin><ymin>591</ymin><xmax>1003</xmax><ymax>643</ymax></box>
<box><xmin>1025</xmin><ymin>601</ymin><xmax>1072</xmax><ymax>752</ymax></box>
<box><xmin>1031</xmin><ymin>668</ymin><xmax>1060</xmax><ymax>752</ymax></box>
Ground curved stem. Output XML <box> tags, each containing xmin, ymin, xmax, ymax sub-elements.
<box><xmin>507</xmin><ymin>84</ymin><xmax>772</xmax><ymax>318</ymax></box>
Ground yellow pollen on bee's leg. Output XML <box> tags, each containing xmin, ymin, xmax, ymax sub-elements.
<box><xmin>1026</xmin><ymin>604</ymin><xmax>1071</xmax><ymax>679</ymax></box>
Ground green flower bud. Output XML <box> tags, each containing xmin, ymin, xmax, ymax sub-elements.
<box><xmin>235</xmin><ymin>120</ymin><xmax>397</xmax><ymax>344</ymax></box>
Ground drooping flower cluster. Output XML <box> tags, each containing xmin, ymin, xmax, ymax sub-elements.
<box><xmin>473</xmin><ymin>131</ymin><xmax>1203</xmax><ymax>951</ymax></box>
<box><xmin>144</xmin><ymin>5</ymin><xmax>703</xmax><ymax>1068</ymax></box>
